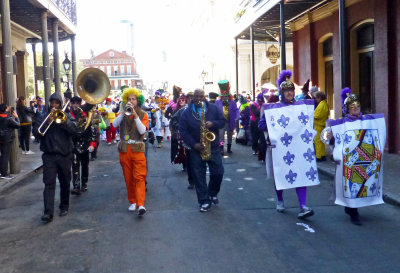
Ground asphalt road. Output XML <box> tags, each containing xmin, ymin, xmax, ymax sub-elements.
<box><xmin>1</xmin><ymin>140</ymin><xmax>400</xmax><ymax>273</ymax></box>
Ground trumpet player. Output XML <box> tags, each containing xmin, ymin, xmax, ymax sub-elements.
<box><xmin>69</xmin><ymin>96</ymin><xmax>97</xmax><ymax>195</ymax></box>
<box><xmin>33</xmin><ymin>93</ymin><xmax>82</xmax><ymax>224</ymax></box>
<box><xmin>179</xmin><ymin>89</ymin><xmax>225</xmax><ymax>212</ymax></box>
<box><xmin>112</xmin><ymin>88</ymin><xmax>149</xmax><ymax>216</ymax></box>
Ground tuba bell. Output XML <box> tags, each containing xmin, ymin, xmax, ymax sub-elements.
<box><xmin>76</xmin><ymin>68</ymin><xmax>111</xmax><ymax>129</ymax></box>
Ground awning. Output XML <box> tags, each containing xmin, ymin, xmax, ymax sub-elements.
<box><xmin>234</xmin><ymin>0</ymin><xmax>333</xmax><ymax>41</ymax></box>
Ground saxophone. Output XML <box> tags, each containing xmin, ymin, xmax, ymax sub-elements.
<box><xmin>200</xmin><ymin>101</ymin><xmax>216</xmax><ymax>161</ymax></box>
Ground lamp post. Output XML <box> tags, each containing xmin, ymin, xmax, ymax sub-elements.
<box><xmin>63</xmin><ymin>53</ymin><xmax>72</xmax><ymax>100</ymax></box>
<box><xmin>201</xmin><ymin>70</ymin><xmax>207</xmax><ymax>91</ymax></box>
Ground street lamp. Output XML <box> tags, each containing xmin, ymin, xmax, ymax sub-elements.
<box><xmin>63</xmin><ymin>53</ymin><xmax>72</xmax><ymax>100</ymax></box>
<box><xmin>201</xmin><ymin>70</ymin><xmax>207</xmax><ymax>91</ymax></box>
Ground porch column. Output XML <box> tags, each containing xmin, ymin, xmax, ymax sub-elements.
<box><xmin>1</xmin><ymin>0</ymin><xmax>20</xmax><ymax>173</ymax></box>
<box><xmin>280</xmin><ymin>0</ymin><xmax>286</xmax><ymax>71</ymax></box>
<box><xmin>235</xmin><ymin>38</ymin><xmax>239</xmax><ymax>97</ymax></box>
<box><xmin>32</xmin><ymin>43</ymin><xmax>38</xmax><ymax>97</ymax></box>
<box><xmin>41</xmin><ymin>10</ymin><xmax>51</xmax><ymax>106</ymax></box>
<box><xmin>339</xmin><ymin>0</ymin><xmax>348</xmax><ymax>87</ymax></box>
<box><xmin>71</xmin><ymin>34</ymin><xmax>77</xmax><ymax>96</ymax></box>
<box><xmin>250</xmin><ymin>25</ymin><xmax>255</xmax><ymax>100</ymax></box>
<box><xmin>52</xmin><ymin>19</ymin><xmax>61</xmax><ymax>95</ymax></box>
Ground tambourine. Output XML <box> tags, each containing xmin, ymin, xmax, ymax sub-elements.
<box><xmin>320</xmin><ymin>127</ymin><xmax>332</xmax><ymax>144</ymax></box>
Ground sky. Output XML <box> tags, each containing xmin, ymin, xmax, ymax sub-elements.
<box><xmin>72</xmin><ymin>0</ymin><xmax>238</xmax><ymax>92</ymax></box>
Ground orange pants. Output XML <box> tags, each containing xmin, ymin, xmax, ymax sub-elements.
<box><xmin>119</xmin><ymin>145</ymin><xmax>147</xmax><ymax>206</ymax></box>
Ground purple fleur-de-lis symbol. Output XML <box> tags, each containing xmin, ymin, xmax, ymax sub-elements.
<box><xmin>343</xmin><ymin>134</ymin><xmax>352</xmax><ymax>145</ymax></box>
<box><xmin>270</xmin><ymin>116</ymin><xmax>275</xmax><ymax>122</ymax></box>
<box><xmin>298</xmin><ymin>112</ymin><xmax>309</xmax><ymax>125</ymax></box>
<box><xmin>303</xmin><ymin>148</ymin><xmax>315</xmax><ymax>163</ymax></box>
<box><xmin>280</xmin><ymin>132</ymin><xmax>293</xmax><ymax>147</ymax></box>
<box><xmin>336</xmin><ymin>133</ymin><xmax>341</xmax><ymax>144</ymax></box>
<box><xmin>370</xmin><ymin>183</ymin><xmax>377</xmax><ymax>194</ymax></box>
<box><xmin>285</xmin><ymin>170</ymin><xmax>297</xmax><ymax>184</ymax></box>
<box><xmin>277</xmin><ymin>114</ymin><xmax>290</xmax><ymax>128</ymax></box>
<box><xmin>301</xmin><ymin>129</ymin><xmax>313</xmax><ymax>144</ymax></box>
<box><xmin>306</xmin><ymin>167</ymin><xmax>318</xmax><ymax>182</ymax></box>
<box><xmin>283</xmin><ymin>151</ymin><xmax>295</xmax><ymax>166</ymax></box>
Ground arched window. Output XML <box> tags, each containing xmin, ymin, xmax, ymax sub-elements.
<box><xmin>351</xmin><ymin>21</ymin><xmax>375</xmax><ymax>114</ymax></box>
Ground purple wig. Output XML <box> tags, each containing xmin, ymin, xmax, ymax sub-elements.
<box><xmin>276</xmin><ymin>70</ymin><xmax>292</xmax><ymax>91</ymax></box>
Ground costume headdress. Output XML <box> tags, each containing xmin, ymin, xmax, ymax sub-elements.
<box><xmin>121</xmin><ymin>87</ymin><xmax>145</xmax><ymax>107</ymax></box>
<box><xmin>341</xmin><ymin>87</ymin><xmax>360</xmax><ymax>114</ymax></box>
<box><xmin>301</xmin><ymin>79</ymin><xmax>310</xmax><ymax>94</ymax></box>
<box><xmin>218</xmin><ymin>80</ymin><xmax>230</xmax><ymax>96</ymax></box>
<box><xmin>277</xmin><ymin>70</ymin><xmax>294</xmax><ymax>93</ymax></box>
<box><xmin>173</xmin><ymin>85</ymin><xmax>182</xmax><ymax>96</ymax></box>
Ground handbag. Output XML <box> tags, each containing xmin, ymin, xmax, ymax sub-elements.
<box><xmin>236</xmin><ymin>128</ymin><xmax>246</xmax><ymax>140</ymax></box>
<box><xmin>99</xmin><ymin>116</ymin><xmax>107</xmax><ymax>130</ymax></box>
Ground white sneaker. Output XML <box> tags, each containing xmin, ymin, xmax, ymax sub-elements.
<box><xmin>113</xmin><ymin>140</ymin><xmax>117</xmax><ymax>144</ymax></box>
<box><xmin>276</xmin><ymin>201</ymin><xmax>285</xmax><ymax>213</ymax></box>
<box><xmin>21</xmin><ymin>151</ymin><xmax>27</xmax><ymax>155</ymax></box>
<box><xmin>128</xmin><ymin>203</ymin><xmax>137</xmax><ymax>211</ymax></box>
<box><xmin>138</xmin><ymin>206</ymin><xmax>146</xmax><ymax>216</ymax></box>
<box><xmin>107</xmin><ymin>142</ymin><xmax>112</xmax><ymax>145</ymax></box>
<box><xmin>25</xmin><ymin>150</ymin><xmax>35</xmax><ymax>155</ymax></box>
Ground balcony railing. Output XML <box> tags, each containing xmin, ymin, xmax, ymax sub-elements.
<box><xmin>51</xmin><ymin>0</ymin><xmax>77</xmax><ymax>25</ymax></box>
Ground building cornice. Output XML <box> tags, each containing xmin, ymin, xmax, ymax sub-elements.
<box><xmin>290</xmin><ymin>0</ymin><xmax>364</xmax><ymax>32</ymax></box>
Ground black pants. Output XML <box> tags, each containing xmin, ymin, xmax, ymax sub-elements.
<box><xmin>186</xmin><ymin>149</ymin><xmax>194</xmax><ymax>186</ymax></box>
<box><xmin>0</xmin><ymin>142</ymin><xmax>12</xmax><ymax>176</ymax></box>
<box><xmin>19</xmin><ymin>124</ymin><xmax>31</xmax><ymax>151</ymax></box>
<box><xmin>42</xmin><ymin>153</ymin><xmax>72</xmax><ymax>216</ymax></box>
<box><xmin>72</xmin><ymin>150</ymin><xmax>89</xmax><ymax>188</ymax></box>
<box><xmin>190</xmin><ymin>149</ymin><xmax>224</xmax><ymax>205</ymax></box>
<box><xmin>250</xmin><ymin>121</ymin><xmax>260</xmax><ymax>152</ymax></box>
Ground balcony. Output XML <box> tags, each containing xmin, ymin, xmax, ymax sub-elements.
<box><xmin>51</xmin><ymin>0</ymin><xmax>77</xmax><ymax>25</ymax></box>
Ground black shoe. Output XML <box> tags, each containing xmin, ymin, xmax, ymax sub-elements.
<box><xmin>211</xmin><ymin>196</ymin><xmax>219</xmax><ymax>205</ymax></box>
<box><xmin>41</xmin><ymin>214</ymin><xmax>53</xmax><ymax>223</ymax></box>
<box><xmin>220</xmin><ymin>146</ymin><xmax>224</xmax><ymax>155</ymax></box>
<box><xmin>350</xmin><ymin>215</ymin><xmax>362</xmax><ymax>225</ymax></box>
<box><xmin>81</xmin><ymin>183</ymin><xmax>88</xmax><ymax>192</ymax></box>
<box><xmin>227</xmin><ymin>144</ymin><xmax>232</xmax><ymax>154</ymax></box>
<box><xmin>59</xmin><ymin>210</ymin><xmax>68</xmax><ymax>217</ymax></box>
<box><xmin>71</xmin><ymin>187</ymin><xmax>81</xmax><ymax>195</ymax></box>
<box><xmin>138</xmin><ymin>206</ymin><xmax>147</xmax><ymax>216</ymax></box>
<box><xmin>187</xmin><ymin>184</ymin><xmax>195</xmax><ymax>190</ymax></box>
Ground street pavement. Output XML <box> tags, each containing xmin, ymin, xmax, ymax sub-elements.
<box><xmin>1</xmin><ymin>140</ymin><xmax>400</xmax><ymax>273</ymax></box>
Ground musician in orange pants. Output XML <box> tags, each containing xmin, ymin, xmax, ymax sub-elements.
<box><xmin>113</xmin><ymin>88</ymin><xmax>149</xmax><ymax>216</ymax></box>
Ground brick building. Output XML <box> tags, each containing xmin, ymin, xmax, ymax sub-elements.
<box><xmin>80</xmin><ymin>49</ymin><xmax>142</xmax><ymax>94</ymax></box>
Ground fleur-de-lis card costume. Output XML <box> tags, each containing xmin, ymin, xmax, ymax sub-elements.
<box><xmin>328</xmin><ymin>88</ymin><xmax>386</xmax><ymax>208</ymax></box>
<box><xmin>264</xmin><ymin>71</ymin><xmax>320</xmax><ymax>190</ymax></box>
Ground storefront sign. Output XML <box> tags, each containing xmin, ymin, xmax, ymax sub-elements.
<box><xmin>266</xmin><ymin>45</ymin><xmax>280</xmax><ymax>64</ymax></box>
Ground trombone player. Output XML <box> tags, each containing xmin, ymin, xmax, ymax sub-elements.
<box><xmin>33</xmin><ymin>93</ymin><xmax>82</xmax><ymax>223</ymax></box>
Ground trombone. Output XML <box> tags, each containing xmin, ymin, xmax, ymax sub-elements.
<box><xmin>38</xmin><ymin>100</ymin><xmax>70</xmax><ymax>136</ymax></box>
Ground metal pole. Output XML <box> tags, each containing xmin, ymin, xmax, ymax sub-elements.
<box><xmin>250</xmin><ymin>25</ymin><xmax>256</xmax><ymax>101</ymax></box>
<box><xmin>52</xmin><ymin>19</ymin><xmax>61</xmax><ymax>95</ymax></box>
<box><xmin>235</xmin><ymin>38</ymin><xmax>239</xmax><ymax>97</ymax></box>
<box><xmin>339</xmin><ymin>0</ymin><xmax>348</xmax><ymax>88</ymax></box>
<box><xmin>41</xmin><ymin>10</ymin><xmax>51</xmax><ymax>106</ymax></box>
<box><xmin>71</xmin><ymin>34</ymin><xmax>77</xmax><ymax>96</ymax></box>
<box><xmin>32</xmin><ymin>43</ymin><xmax>38</xmax><ymax>97</ymax></box>
<box><xmin>280</xmin><ymin>0</ymin><xmax>287</xmax><ymax>71</ymax></box>
<box><xmin>1</xmin><ymin>0</ymin><xmax>20</xmax><ymax>173</ymax></box>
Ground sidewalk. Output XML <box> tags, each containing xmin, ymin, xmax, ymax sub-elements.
<box><xmin>0</xmin><ymin>138</ymin><xmax>42</xmax><ymax>194</ymax></box>
<box><xmin>317</xmin><ymin>148</ymin><xmax>400</xmax><ymax>207</ymax></box>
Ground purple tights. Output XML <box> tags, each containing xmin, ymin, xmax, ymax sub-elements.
<box><xmin>275</xmin><ymin>186</ymin><xmax>307</xmax><ymax>208</ymax></box>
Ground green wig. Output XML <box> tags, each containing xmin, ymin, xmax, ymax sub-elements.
<box><xmin>121</xmin><ymin>87</ymin><xmax>145</xmax><ymax>107</ymax></box>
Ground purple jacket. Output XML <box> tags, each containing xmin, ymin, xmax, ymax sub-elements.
<box><xmin>215</xmin><ymin>99</ymin><xmax>239</xmax><ymax>131</ymax></box>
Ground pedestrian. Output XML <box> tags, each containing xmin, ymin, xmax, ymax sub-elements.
<box><xmin>215</xmin><ymin>80</ymin><xmax>239</xmax><ymax>155</ymax></box>
<box><xmin>69</xmin><ymin>96</ymin><xmax>97</xmax><ymax>195</ymax></box>
<box><xmin>249</xmin><ymin>93</ymin><xmax>264</xmax><ymax>156</ymax></box>
<box><xmin>313</xmin><ymin>91</ymin><xmax>330</xmax><ymax>161</ymax></box>
<box><xmin>33</xmin><ymin>93</ymin><xmax>82</xmax><ymax>223</ymax></box>
<box><xmin>0</xmin><ymin>104</ymin><xmax>20</xmax><ymax>179</ymax></box>
<box><xmin>170</xmin><ymin>94</ymin><xmax>188</xmax><ymax>170</ymax></box>
<box><xmin>295</xmin><ymin>79</ymin><xmax>312</xmax><ymax>101</ymax></box>
<box><xmin>259</xmin><ymin>70</ymin><xmax>319</xmax><ymax>219</ymax></box>
<box><xmin>179</xmin><ymin>88</ymin><xmax>225</xmax><ymax>212</ymax></box>
<box><xmin>104</xmin><ymin>98</ymin><xmax>117</xmax><ymax>145</ymax></box>
<box><xmin>113</xmin><ymin>88</ymin><xmax>149</xmax><ymax>216</ymax></box>
<box><xmin>323</xmin><ymin>88</ymin><xmax>386</xmax><ymax>225</ymax></box>
<box><xmin>16</xmin><ymin>96</ymin><xmax>35</xmax><ymax>154</ymax></box>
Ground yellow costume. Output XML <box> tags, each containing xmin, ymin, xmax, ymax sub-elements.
<box><xmin>314</xmin><ymin>100</ymin><xmax>330</xmax><ymax>159</ymax></box>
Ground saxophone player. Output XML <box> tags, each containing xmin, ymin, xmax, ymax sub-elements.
<box><xmin>179</xmin><ymin>89</ymin><xmax>225</xmax><ymax>212</ymax></box>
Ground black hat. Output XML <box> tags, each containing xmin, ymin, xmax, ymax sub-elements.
<box><xmin>70</xmin><ymin>96</ymin><xmax>82</xmax><ymax>104</ymax></box>
<box><xmin>208</xmin><ymin>92</ymin><xmax>219</xmax><ymax>101</ymax></box>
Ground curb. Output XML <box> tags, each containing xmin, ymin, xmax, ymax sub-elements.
<box><xmin>317</xmin><ymin>166</ymin><xmax>400</xmax><ymax>208</ymax></box>
<box><xmin>0</xmin><ymin>165</ymin><xmax>43</xmax><ymax>195</ymax></box>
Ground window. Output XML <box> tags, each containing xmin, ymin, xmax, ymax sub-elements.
<box><xmin>100</xmin><ymin>66</ymin><xmax>105</xmax><ymax>72</ymax></box>
<box><xmin>127</xmin><ymin>65</ymin><xmax>132</xmax><ymax>75</ymax></box>
<box><xmin>317</xmin><ymin>34</ymin><xmax>334</xmax><ymax>112</ymax></box>
<box><xmin>120</xmin><ymin>66</ymin><xmax>125</xmax><ymax>75</ymax></box>
<box><xmin>109</xmin><ymin>51</ymin><xmax>114</xmax><ymax>57</ymax></box>
<box><xmin>114</xmin><ymin>66</ymin><xmax>119</xmax><ymax>76</ymax></box>
<box><xmin>107</xmin><ymin>66</ymin><xmax>112</xmax><ymax>76</ymax></box>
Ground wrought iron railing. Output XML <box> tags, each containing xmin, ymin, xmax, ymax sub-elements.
<box><xmin>51</xmin><ymin>0</ymin><xmax>77</xmax><ymax>25</ymax></box>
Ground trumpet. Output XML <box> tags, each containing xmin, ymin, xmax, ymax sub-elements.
<box><xmin>38</xmin><ymin>100</ymin><xmax>70</xmax><ymax>136</ymax></box>
<box><xmin>125</xmin><ymin>105</ymin><xmax>134</xmax><ymax>116</ymax></box>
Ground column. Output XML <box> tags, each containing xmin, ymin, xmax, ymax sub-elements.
<box><xmin>32</xmin><ymin>43</ymin><xmax>38</xmax><ymax>97</ymax></box>
<box><xmin>71</xmin><ymin>34</ymin><xmax>77</xmax><ymax>96</ymax></box>
<box><xmin>250</xmin><ymin>25</ymin><xmax>255</xmax><ymax>100</ymax></box>
<box><xmin>52</xmin><ymin>19</ymin><xmax>61</xmax><ymax>95</ymax></box>
<box><xmin>338</xmin><ymin>0</ymin><xmax>348</xmax><ymax>88</ymax></box>
<box><xmin>280</xmin><ymin>0</ymin><xmax>286</xmax><ymax>71</ymax></box>
<box><xmin>235</xmin><ymin>38</ymin><xmax>239</xmax><ymax>97</ymax></box>
<box><xmin>41</xmin><ymin>10</ymin><xmax>51</xmax><ymax>105</ymax></box>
